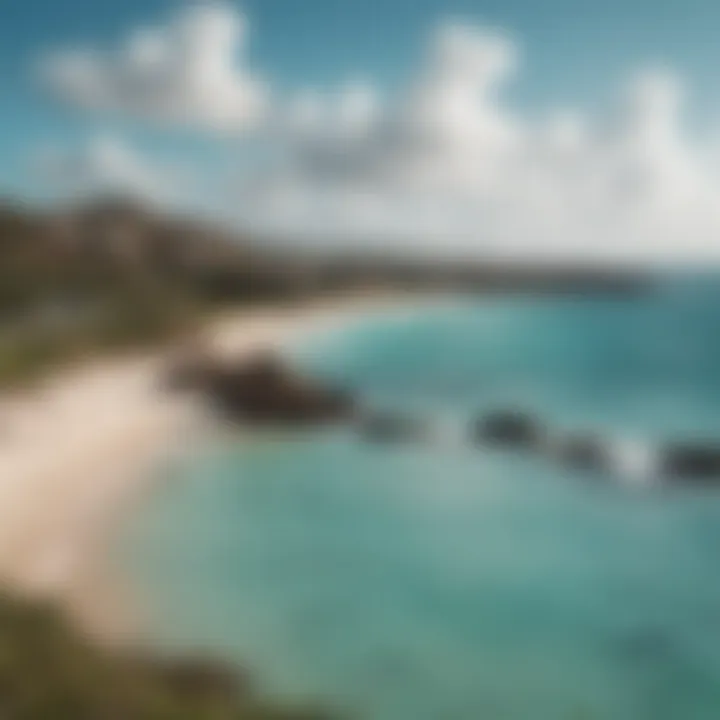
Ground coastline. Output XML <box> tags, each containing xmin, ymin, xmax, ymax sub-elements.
<box><xmin>0</xmin><ymin>291</ymin><xmax>423</xmax><ymax>641</ymax></box>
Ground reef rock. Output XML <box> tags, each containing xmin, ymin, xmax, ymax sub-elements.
<box><xmin>471</xmin><ymin>409</ymin><xmax>545</xmax><ymax>450</ymax></box>
<box><xmin>164</xmin><ymin>349</ymin><xmax>354</xmax><ymax>426</ymax></box>
<box><xmin>660</xmin><ymin>443</ymin><xmax>720</xmax><ymax>482</ymax></box>
<box><xmin>552</xmin><ymin>433</ymin><xmax>612</xmax><ymax>474</ymax></box>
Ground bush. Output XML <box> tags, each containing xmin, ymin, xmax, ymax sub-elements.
<box><xmin>0</xmin><ymin>591</ymin><xmax>332</xmax><ymax>720</ymax></box>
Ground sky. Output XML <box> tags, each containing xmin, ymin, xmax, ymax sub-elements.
<box><xmin>4</xmin><ymin>0</ymin><xmax>720</xmax><ymax>262</ymax></box>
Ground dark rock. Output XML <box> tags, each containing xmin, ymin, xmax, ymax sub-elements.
<box><xmin>201</xmin><ymin>351</ymin><xmax>355</xmax><ymax>426</ymax></box>
<box><xmin>148</xmin><ymin>657</ymin><xmax>250</xmax><ymax>704</ymax></box>
<box><xmin>660</xmin><ymin>443</ymin><xmax>720</xmax><ymax>482</ymax></box>
<box><xmin>471</xmin><ymin>409</ymin><xmax>545</xmax><ymax>450</ymax></box>
<box><xmin>553</xmin><ymin>434</ymin><xmax>611</xmax><ymax>473</ymax></box>
<box><xmin>357</xmin><ymin>411</ymin><xmax>429</xmax><ymax>444</ymax></box>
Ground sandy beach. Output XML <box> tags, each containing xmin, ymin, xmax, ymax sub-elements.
<box><xmin>0</xmin><ymin>293</ymin><xmax>411</xmax><ymax>638</ymax></box>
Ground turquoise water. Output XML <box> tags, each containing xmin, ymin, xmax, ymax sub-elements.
<box><xmin>125</xmin><ymin>284</ymin><xmax>720</xmax><ymax>719</ymax></box>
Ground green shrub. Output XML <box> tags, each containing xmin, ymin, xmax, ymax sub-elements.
<box><xmin>0</xmin><ymin>592</ymin><xmax>333</xmax><ymax>720</ymax></box>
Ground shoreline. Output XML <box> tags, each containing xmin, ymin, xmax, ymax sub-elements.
<box><xmin>0</xmin><ymin>291</ymin><xmax>425</xmax><ymax>642</ymax></box>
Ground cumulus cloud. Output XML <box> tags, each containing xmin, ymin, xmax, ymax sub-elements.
<box><xmin>40</xmin><ymin>3</ymin><xmax>267</xmax><ymax>132</ymax></box>
<box><xmin>36</xmin><ymin>6</ymin><xmax>720</xmax><ymax>262</ymax></box>
<box><xmin>36</xmin><ymin>135</ymin><xmax>182</xmax><ymax>202</ymax></box>
<box><xmin>237</xmin><ymin>23</ymin><xmax>720</xmax><ymax>263</ymax></box>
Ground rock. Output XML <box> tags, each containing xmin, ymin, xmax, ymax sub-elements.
<box><xmin>357</xmin><ymin>411</ymin><xmax>429</xmax><ymax>444</ymax></box>
<box><xmin>659</xmin><ymin>443</ymin><xmax>720</xmax><ymax>482</ymax></box>
<box><xmin>149</xmin><ymin>657</ymin><xmax>249</xmax><ymax>704</ymax></box>
<box><xmin>471</xmin><ymin>409</ymin><xmax>545</xmax><ymax>450</ymax></box>
<box><xmin>552</xmin><ymin>434</ymin><xmax>611</xmax><ymax>473</ymax></box>
<box><xmin>202</xmin><ymin>352</ymin><xmax>355</xmax><ymax>426</ymax></box>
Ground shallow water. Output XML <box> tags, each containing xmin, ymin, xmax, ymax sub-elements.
<box><xmin>124</xmin><ymin>282</ymin><xmax>720</xmax><ymax>719</ymax></box>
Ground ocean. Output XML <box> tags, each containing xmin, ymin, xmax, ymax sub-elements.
<box><xmin>122</xmin><ymin>280</ymin><xmax>720</xmax><ymax>719</ymax></box>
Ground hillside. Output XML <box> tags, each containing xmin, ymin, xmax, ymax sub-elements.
<box><xmin>0</xmin><ymin>196</ymin><xmax>651</xmax><ymax>384</ymax></box>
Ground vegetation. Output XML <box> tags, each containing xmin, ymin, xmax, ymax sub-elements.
<box><xmin>0</xmin><ymin>590</ymin><xmax>331</xmax><ymax>719</ymax></box>
<box><xmin>0</xmin><ymin>200</ymin><xmax>340</xmax><ymax>717</ymax></box>
<box><xmin>0</xmin><ymin>195</ymin><xmax>649</xmax><ymax>387</ymax></box>
<box><xmin>0</xmin><ymin>199</ymin><xmax>251</xmax><ymax>385</ymax></box>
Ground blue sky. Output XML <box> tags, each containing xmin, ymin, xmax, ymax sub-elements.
<box><xmin>6</xmin><ymin>0</ymin><xmax>720</xmax><ymax>107</ymax></box>
<box><xmin>4</xmin><ymin>0</ymin><xmax>720</xmax><ymax>260</ymax></box>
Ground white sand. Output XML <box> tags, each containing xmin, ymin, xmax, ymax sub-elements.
<box><xmin>0</xmin><ymin>294</ymin><xmax>411</xmax><ymax>635</ymax></box>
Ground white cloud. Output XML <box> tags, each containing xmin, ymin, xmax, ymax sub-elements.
<box><xmin>37</xmin><ymin>135</ymin><xmax>181</xmax><ymax>202</ymax></box>
<box><xmin>36</xmin><ymin>8</ymin><xmax>720</xmax><ymax>262</ymax></box>
<box><xmin>235</xmin><ymin>23</ymin><xmax>720</xmax><ymax>264</ymax></box>
<box><xmin>41</xmin><ymin>3</ymin><xmax>267</xmax><ymax>132</ymax></box>
<box><xmin>287</xmin><ymin>80</ymin><xmax>379</xmax><ymax>140</ymax></box>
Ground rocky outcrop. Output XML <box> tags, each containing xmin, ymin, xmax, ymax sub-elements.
<box><xmin>659</xmin><ymin>443</ymin><xmax>720</xmax><ymax>482</ymax></box>
<box><xmin>165</xmin><ymin>350</ymin><xmax>354</xmax><ymax>426</ymax></box>
<box><xmin>471</xmin><ymin>409</ymin><xmax>545</xmax><ymax>450</ymax></box>
<box><xmin>163</xmin><ymin>351</ymin><xmax>720</xmax><ymax>488</ymax></box>
<box><xmin>551</xmin><ymin>434</ymin><xmax>611</xmax><ymax>474</ymax></box>
<box><xmin>131</xmin><ymin>655</ymin><xmax>250</xmax><ymax>706</ymax></box>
